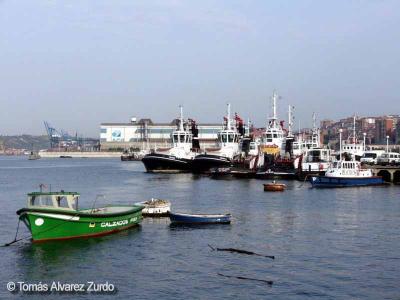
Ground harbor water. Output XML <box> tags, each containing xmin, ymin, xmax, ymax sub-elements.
<box><xmin>0</xmin><ymin>157</ymin><xmax>399</xmax><ymax>299</ymax></box>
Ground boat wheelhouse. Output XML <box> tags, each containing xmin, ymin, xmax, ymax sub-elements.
<box><xmin>340</xmin><ymin>115</ymin><xmax>365</xmax><ymax>160</ymax></box>
<box><xmin>17</xmin><ymin>190</ymin><xmax>144</xmax><ymax>242</ymax></box>
<box><xmin>142</xmin><ymin>106</ymin><xmax>196</xmax><ymax>172</ymax></box>
<box><xmin>301</xmin><ymin>147</ymin><xmax>332</xmax><ymax>175</ymax></box>
<box><xmin>292</xmin><ymin>113</ymin><xmax>321</xmax><ymax>157</ymax></box>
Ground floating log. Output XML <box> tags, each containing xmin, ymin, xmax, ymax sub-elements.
<box><xmin>218</xmin><ymin>273</ymin><xmax>273</xmax><ymax>285</ymax></box>
<box><xmin>208</xmin><ymin>244</ymin><xmax>275</xmax><ymax>259</ymax></box>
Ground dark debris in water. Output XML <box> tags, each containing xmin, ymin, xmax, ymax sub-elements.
<box><xmin>218</xmin><ymin>273</ymin><xmax>273</xmax><ymax>285</ymax></box>
<box><xmin>208</xmin><ymin>244</ymin><xmax>275</xmax><ymax>259</ymax></box>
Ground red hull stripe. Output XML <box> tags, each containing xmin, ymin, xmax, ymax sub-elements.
<box><xmin>32</xmin><ymin>223</ymin><xmax>139</xmax><ymax>243</ymax></box>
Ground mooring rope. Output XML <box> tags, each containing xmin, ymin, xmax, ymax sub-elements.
<box><xmin>1</xmin><ymin>211</ymin><xmax>82</xmax><ymax>247</ymax></box>
<box><xmin>1</xmin><ymin>219</ymin><xmax>29</xmax><ymax>247</ymax></box>
<box><xmin>298</xmin><ymin>174</ymin><xmax>310</xmax><ymax>188</ymax></box>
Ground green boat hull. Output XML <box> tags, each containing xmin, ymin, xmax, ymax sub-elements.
<box><xmin>17</xmin><ymin>206</ymin><xmax>143</xmax><ymax>242</ymax></box>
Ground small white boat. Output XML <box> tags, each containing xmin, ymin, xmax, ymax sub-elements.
<box><xmin>28</xmin><ymin>151</ymin><xmax>41</xmax><ymax>160</ymax></box>
<box><xmin>141</xmin><ymin>198</ymin><xmax>171</xmax><ymax>217</ymax></box>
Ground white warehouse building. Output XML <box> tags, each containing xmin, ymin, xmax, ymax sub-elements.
<box><xmin>100</xmin><ymin>118</ymin><xmax>224</xmax><ymax>150</ymax></box>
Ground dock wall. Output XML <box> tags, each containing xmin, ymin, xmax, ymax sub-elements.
<box><xmin>39</xmin><ymin>151</ymin><xmax>122</xmax><ymax>158</ymax></box>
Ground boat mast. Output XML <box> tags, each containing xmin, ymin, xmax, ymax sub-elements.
<box><xmin>268</xmin><ymin>91</ymin><xmax>279</xmax><ymax>128</ymax></box>
<box><xmin>353</xmin><ymin>114</ymin><xmax>356</xmax><ymax>149</ymax></box>
<box><xmin>298</xmin><ymin>120</ymin><xmax>302</xmax><ymax>152</ymax></box>
<box><xmin>288</xmin><ymin>105</ymin><xmax>294</xmax><ymax>137</ymax></box>
<box><xmin>312</xmin><ymin>112</ymin><xmax>316</xmax><ymax>134</ymax></box>
<box><xmin>179</xmin><ymin>105</ymin><xmax>184</xmax><ymax>132</ymax></box>
<box><xmin>312</xmin><ymin>112</ymin><xmax>319</xmax><ymax>146</ymax></box>
<box><xmin>339</xmin><ymin>129</ymin><xmax>343</xmax><ymax>161</ymax></box>
<box><xmin>226</xmin><ymin>103</ymin><xmax>231</xmax><ymax>130</ymax></box>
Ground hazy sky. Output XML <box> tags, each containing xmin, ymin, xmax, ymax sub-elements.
<box><xmin>1</xmin><ymin>0</ymin><xmax>399</xmax><ymax>136</ymax></box>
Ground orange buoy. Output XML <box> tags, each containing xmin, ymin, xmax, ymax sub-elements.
<box><xmin>263</xmin><ymin>182</ymin><xmax>286</xmax><ymax>192</ymax></box>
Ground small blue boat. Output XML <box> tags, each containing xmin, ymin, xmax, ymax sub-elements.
<box><xmin>310</xmin><ymin>160</ymin><xmax>384</xmax><ymax>188</ymax></box>
<box><xmin>311</xmin><ymin>175</ymin><xmax>384</xmax><ymax>188</ymax></box>
<box><xmin>169</xmin><ymin>212</ymin><xmax>231</xmax><ymax>224</ymax></box>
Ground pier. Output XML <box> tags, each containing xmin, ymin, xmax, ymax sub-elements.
<box><xmin>39</xmin><ymin>151</ymin><xmax>122</xmax><ymax>158</ymax></box>
<box><xmin>370</xmin><ymin>165</ymin><xmax>400</xmax><ymax>183</ymax></box>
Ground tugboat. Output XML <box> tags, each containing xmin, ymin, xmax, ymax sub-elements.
<box><xmin>310</xmin><ymin>129</ymin><xmax>383</xmax><ymax>188</ymax></box>
<box><xmin>142</xmin><ymin>106</ymin><xmax>196</xmax><ymax>173</ymax></box>
<box><xmin>16</xmin><ymin>188</ymin><xmax>144</xmax><ymax>242</ymax></box>
<box><xmin>259</xmin><ymin>91</ymin><xmax>285</xmax><ymax>157</ymax></box>
<box><xmin>192</xmin><ymin>103</ymin><xmax>241</xmax><ymax>173</ymax></box>
<box><xmin>256</xmin><ymin>104</ymin><xmax>298</xmax><ymax>179</ymax></box>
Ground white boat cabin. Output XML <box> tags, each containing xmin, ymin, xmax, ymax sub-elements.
<box><xmin>325</xmin><ymin>161</ymin><xmax>373</xmax><ymax>178</ymax></box>
<box><xmin>301</xmin><ymin>148</ymin><xmax>332</xmax><ymax>172</ymax></box>
<box><xmin>261</xmin><ymin>128</ymin><xmax>284</xmax><ymax>147</ymax></box>
<box><xmin>218</xmin><ymin>130</ymin><xmax>239</xmax><ymax>145</ymax></box>
<box><xmin>27</xmin><ymin>192</ymin><xmax>80</xmax><ymax>211</ymax></box>
<box><xmin>341</xmin><ymin>141</ymin><xmax>364</xmax><ymax>158</ymax></box>
<box><xmin>172</xmin><ymin>131</ymin><xmax>192</xmax><ymax>146</ymax></box>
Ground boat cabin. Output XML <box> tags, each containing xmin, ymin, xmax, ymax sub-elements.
<box><xmin>172</xmin><ymin>131</ymin><xmax>192</xmax><ymax>145</ymax></box>
<box><xmin>332</xmin><ymin>161</ymin><xmax>358</xmax><ymax>169</ymax></box>
<box><xmin>262</xmin><ymin>128</ymin><xmax>283</xmax><ymax>144</ymax></box>
<box><xmin>27</xmin><ymin>192</ymin><xmax>80</xmax><ymax>211</ymax></box>
<box><xmin>325</xmin><ymin>160</ymin><xmax>373</xmax><ymax>177</ymax></box>
<box><xmin>304</xmin><ymin>148</ymin><xmax>331</xmax><ymax>163</ymax></box>
<box><xmin>218</xmin><ymin>130</ymin><xmax>239</xmax><ymax>144</ymax></box>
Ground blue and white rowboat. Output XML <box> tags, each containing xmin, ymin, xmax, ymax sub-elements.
<box><xmin>169</xmin><ymin>212</ymin><xmax>231</xmax><ymax>224</ymax></box>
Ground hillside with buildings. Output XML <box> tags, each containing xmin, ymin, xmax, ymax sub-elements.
<box><xmin>320</xmin><ymin>115</ymin><xmax>400</xmax><ymax>148</ymax></box>
<box><xmin>0</xmin><ymin>135</ymin><xmax>50</xmax><ymax>154</ymax></box>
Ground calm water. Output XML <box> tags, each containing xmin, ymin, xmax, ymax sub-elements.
<box><xmin>0</xmin><ymin>157</ymin><xmax>399</xmax><ymax>299</ymax></box>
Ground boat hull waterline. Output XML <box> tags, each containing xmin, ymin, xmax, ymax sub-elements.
<box><xmin>169</xmin><ymin>213</ymin><xmax>231</xmax><ymax>224</ymax></box>
<box><xmin>310</xmin><ymin>176</ymin><xmax>384</xmax><ymax>188</ymax></box>
<box><xmin>192</xmin><ymin>154</ymin><xmax>232</xmax><ymax>173</ymax></box>
<box><xmin>142</xmin><ymin>154</ymin><xmax>193</xmax><ymax>173</ymax></box>
<box><xmin>17</xmin><ymin>206</ymin><xmax>144</xmax><ymax>242</ymax></box>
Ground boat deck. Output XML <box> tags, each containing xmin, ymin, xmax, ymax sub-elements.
<box><xmin>80</xmin><ymin>206</ymin><xmax>138</xmax><ymax>214</ymax></box>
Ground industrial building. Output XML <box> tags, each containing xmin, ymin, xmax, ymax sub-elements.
<box><xmin>100</xmin><ymin>117</ymin><xmax>224</xmax><ymax>150</ymax></box>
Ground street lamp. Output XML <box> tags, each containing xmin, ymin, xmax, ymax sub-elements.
<box><xmin>363</xmin><ymin>132</ymin><xmax>367</xmax><ymax>152</ymax></box>
<box><xmin>339</xmin><ymin>129</ymin><xmax>343</xmax><ymax>161</ymax></box>
<box><xmin>386</xmin><ymin>135</ymin><xmax>389</xmax><ymax>153</ymax></box>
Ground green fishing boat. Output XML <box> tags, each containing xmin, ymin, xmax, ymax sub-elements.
<box><xmin>17</xmin><ymin>191</ymin><xmax>144</xmax><ymax>242</ymax></box>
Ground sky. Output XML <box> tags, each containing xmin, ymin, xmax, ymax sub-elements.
<box><xmin>0</xmin><ymin>0</ymin><xmax>399</xmax><ymax>137</ymax></box>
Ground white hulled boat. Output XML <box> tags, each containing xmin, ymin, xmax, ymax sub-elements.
<box><xmin>299</xmin><ymin>113</ymin><xmax>333</xmax><ymax>175</ymax></box>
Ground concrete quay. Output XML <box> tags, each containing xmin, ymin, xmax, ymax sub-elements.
<box><xmin>39</xmin><ymin>151</ymin><xmax>122</xmax><ymax>158</ymax></box>
<box><xmin>370</xmin><ymin>165</ymin><xmax>400</xmax><ymax>183</ymax></box>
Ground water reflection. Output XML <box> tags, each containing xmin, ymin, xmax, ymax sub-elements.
<box><xmin>14</xmin><ymin>226</ymin><xmax>142</xmax><ymax>281</ymax></box>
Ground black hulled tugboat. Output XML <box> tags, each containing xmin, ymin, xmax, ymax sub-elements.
<box><xmin>192</xmin><ymin>103</ymin><xmax>242</xmax><ymax>173</ymax></box>
<box><xmin>142</xmin><ymin>106</ymin><xmax>197</xmax><ymax>173</ymax></box>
